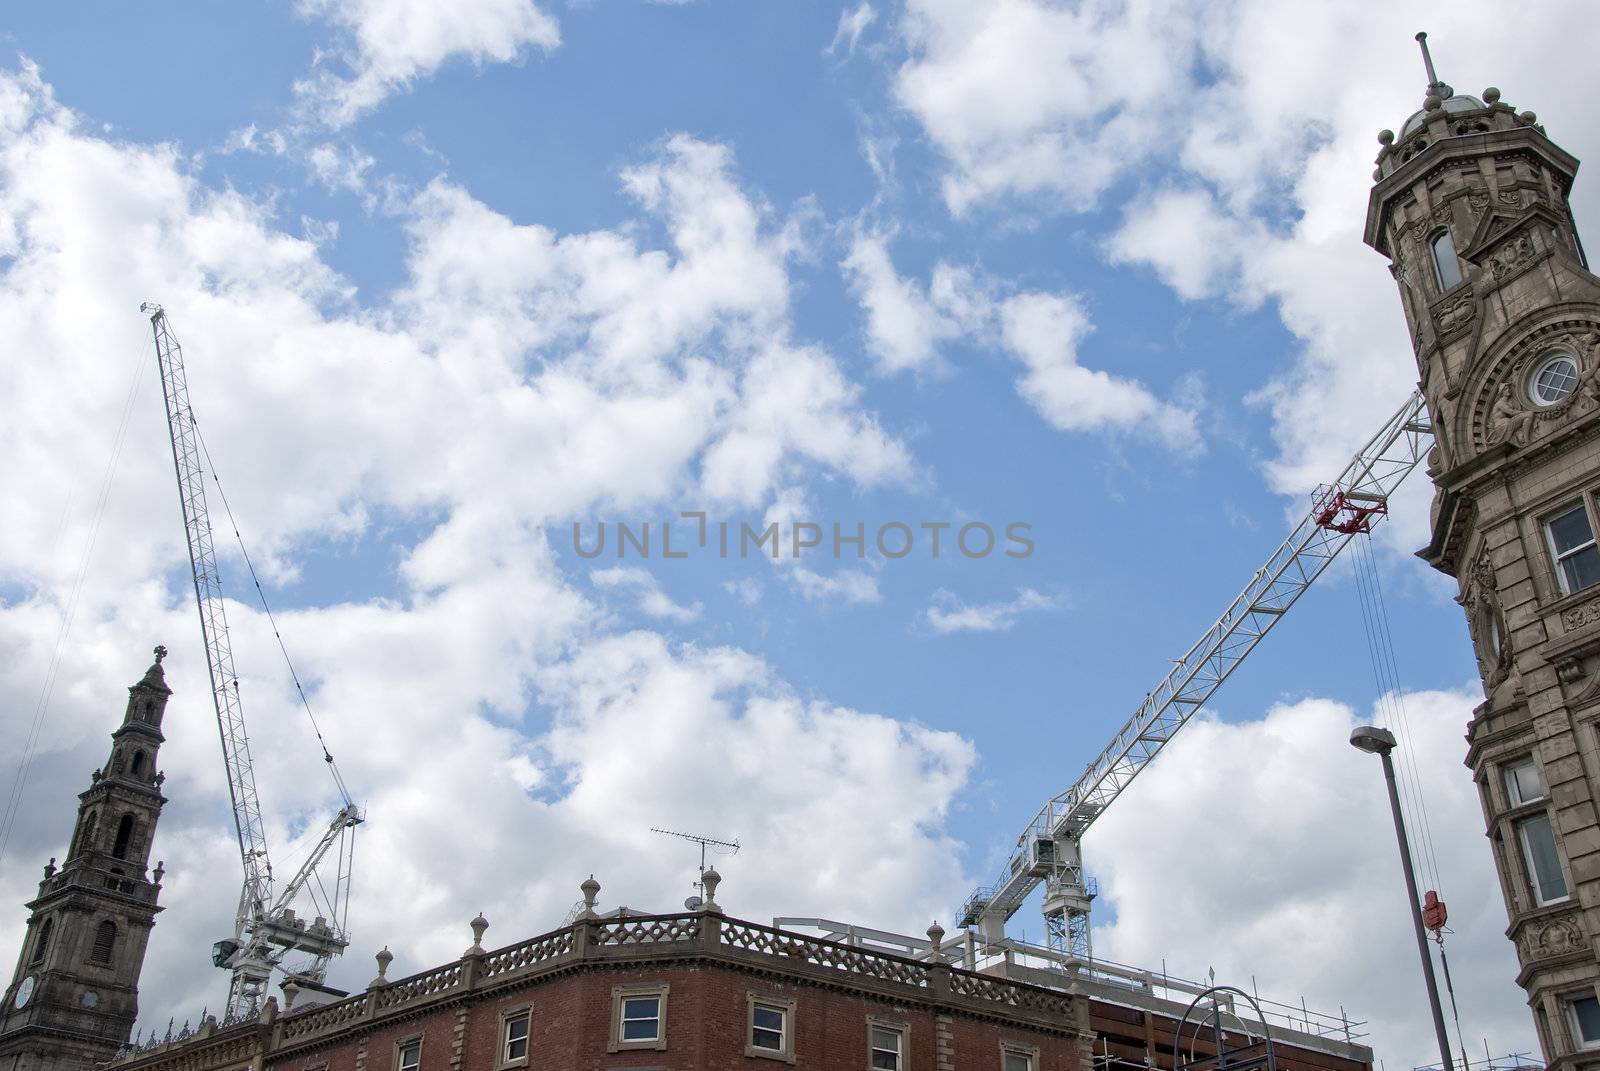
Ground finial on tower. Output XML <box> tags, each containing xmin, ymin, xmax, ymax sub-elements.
<box><xmin>154</xmin><ymin>645</ymin><xmax>167</xmax><ymax>665</ymax></box>
<box><xmin>1415</xmin><ymin>32</ymin><xmax>1449</xmax><ymax>96</ymax></box>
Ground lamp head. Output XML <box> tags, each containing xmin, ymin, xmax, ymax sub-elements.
<box><xmin>1349</xmin><ymin>725</ymin><xmax>1397</xmax><ymax>755</ymax></box>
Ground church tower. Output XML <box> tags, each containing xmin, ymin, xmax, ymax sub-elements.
<box><xmin>0</xmin><ymin>648</ymin><xmax>172</xmax><ymax>1071</ymax></box>
<box><xmin>1366</xmin><ymin>35</ymin><xmax>1600</xmax><ymax>1064</ymax></box>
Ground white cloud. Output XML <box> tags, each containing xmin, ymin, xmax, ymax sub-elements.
<box><xmin>788</xmin><ymin>566</ymin><xmax>882</xmax><ymax>606</ymax></box>
<box><xmin>926</xmin><ymin>586</ymin><xmax>1056</xmax><ymax>633</ymax></box>
<box><xmin>840</xmin><ymin>230</ymin><xmax>961</xmax><ymax>374</ymax></box>
<box><xmin>826</xmin><ymin>2</ymin><xmax>878</xmax><ymax>57</ymax></box>
<box><xmin>722</xmin><ymin>577</ymin><xmax>763</xmax><ymax>606</ymax></box>
<box><xmin>591</xmin><ymin>565</ymin><xmax>703</xmax><ymax>623</ymax></box>
<box><xmin>894</xmin><ymin>0</ymin><xmax>1200</xmax><ymax>215</ymax></box>
<box><xmin>1000</xmin><ymin>291</ymin><xmax>1201</xmax><ymax>451</ymax></box>
<box><xmin>0</xmin><ymin>63</ymin><xmax>962</xmax><ymax>1029</ymax></box>
<box><xmin>294</xmin><ymin>0</ymin><xmax>560</xmax><ymax>127</ymax></box>
<box><xmin>843</xmin><ymin>231</ymin><xmax>1201</xmax><ymax>449</ymax></box>
<box><xmin>892</xmin><ymin>0</ymin><xmax>1600</xmax><ymax>544</ymax></box>
<box><xmin>1090</xmin><ymin>687</ymin><xmax>1530</xmax><ymax>1069</ymax></box>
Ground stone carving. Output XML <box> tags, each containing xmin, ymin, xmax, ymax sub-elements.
<box><xmin>1522</xmin><ymin>914</ymin><xmax>1584</xmax><ymax>960</ymax></box>
<box><xmin>1487</xmin><ymin>381</ymin><xmax>1535</xmax><ymax>446</ymax></box>
<box><xmin>1489</xmin><ymin>233</ymin><xmax>1536</xmax><ymax>279</ymax></box>
<box><xmin>1465</xmin><ymin>551</ymin><xmax>1514</xmax><ymax>692</ymax></box>
<box><xmin>1500</xmin><ymin>189</ymin><xmax>1522</xmax><ymax>205</ymax></box>
<box><xmin>1474</xmin><ymin>326</ymin><xmax>1600</xmax><ymax>451</ymax></box>
<box><xmin>1563</xmin><ymin>599</ymin><xmax>1600</xmax><ymax>631</ymax></box>
<box><xmin>1434</xmin><ymin>294</ymin><xmax>1475</xmax><ymax>335</ymax></box>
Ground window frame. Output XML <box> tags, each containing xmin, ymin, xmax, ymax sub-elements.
<box><xmin>744</xmin><ymin>993</ymin><xmax>796</xmax><ymax>1063</ymax></box>
<box><xmin>1530</xmin><ymin>352</ymin><xmax>1580</xmax><ymax>407</ymax></box>
<box><xmin>1504</xmin><ymin>756</ymin><xmax>1546</xmax><ymax>808</ymax></box>
<box><xmin>1000</xmin><ymin>1041</ymin><xmax>1040</xmax><ymax>1071</ymax></box>
<box><xmin>608</xmin><ymin>983</ymin><xmax>668</xmax><ymax>1053</ymax></box>
<box><xmin>866</xmin><ymin>1017</ymin><xmax>907</xmax><ymax>1071</ymax></box>
<box><xmin>394</xmin><ymin>1036</ymin><xmax>422</xmax><ymax>1071</ymax></box>
<box><xmin>89</xmin><ymin>920</ymin><xmax>116</xmax><ymax>966</ymax></box>
<box><xmin>1544</xmin><ymin>499</ymin><xmax>1600</xmax><ymax>596</ymax></box>
<box><xmin>1569</xmin><ymin>993</ymin><xmax>1600</xmax><ymax>1049</ymax></box>
<box><xmin>1516</xmin><ymin>810</ymin><xmax>1571</xmax><ymax>907</ymax></box>
<box><xmin>497</xmin><ymin>1005</ymin><xmax>531</xmax><ymax>1068</ymax></box>
<box><xmin>1431</xmin><ymin>229</ymin><xmax>1464</xmax><ymax>291</ymax></box>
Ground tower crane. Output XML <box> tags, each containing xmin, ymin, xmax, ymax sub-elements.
<box><xmin>144</xmin><ymin>304</ymin><xmax>363</xmax><ymax>1018</ymax></box>
<box><xmin>959</xmin><ymin>390</ymin><xmax>1434</xmax><ymax>957</ymax></box>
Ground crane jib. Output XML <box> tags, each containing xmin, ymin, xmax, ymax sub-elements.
<box><xmin>144</xmin><ymin>304</ymin><xmax>362</xmax><ymax>1018</ymax></box>
<box><xmin>962</xmin><ymin>390</ymin><xmax>1433</xmax><ymax>955</ymax></box>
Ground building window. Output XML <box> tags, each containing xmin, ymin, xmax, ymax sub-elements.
<box><xmin>131</xmin><ymin>751</ymin><xmax>147</xmax><ymax>778</ymax></box>
<box><xmin>746</xmin><ymin>994</ymin><xmax>795</xmax><ymax>1063</ymax></box>
<box><xmin>868</xmin><ymin>1021</ymin><xmax>905</xmax><ymax>1070</ymax></box>
<box><xmin>1518</xmin><ymin>812</ymin><xmax>1569</xmax><ymax>905</ymax></box>
<box><xmin>112</xmin><ymin>814</ymin><xmax>137</xmax><ymax>860</ymax></box>
<box><xmin>395</xmin><ymin>1038</ymin><xmax>421</xmax><ymax>1071</ymax></box>
<box><xmin>1432</xmin><ymin>230</ymin><xmax>1463</xmax><ymax>290</ymax></box>
<box><xmin>1547</xmin><ymin>503</ymin><xmax>1600</xmax><ymax>594</ymax></box>
<box><xmin>1571</xmin><ymin>995</ymin><xmax>1600</xmax><ymax>1048</ymax></box>
<box><xmin>499</xmin><ymin>1008</ymin><xmax>530</xmax><ymax>1067</ymax></box>
<box><xmin>30</xmin><ymin>918</ymin><xmax>53</xmax><ymax>965</ymax></box>
<box><xmin>1002</xmin><ymin>1046</ymin><xmax>1038</xmax><ymax>1071</ymax></box>
<box><xmin>1530</xmin><ymin>353</ymin><xmax>1580</xmax><ymax>406</ymax></box>
<box><xmin>608</xmin><ymin>984</ymin><xmax>668</xmax><ymax>1052</ymax></box>
<box><xmin>90</xmin><ymin>921</ymin><xmax>116</xmax><ymax>966</ymax></box>
<box><xmin>1505</xmin><ymin>756</ymin><xmax>1546</xmax><ymax>807</ymax></box>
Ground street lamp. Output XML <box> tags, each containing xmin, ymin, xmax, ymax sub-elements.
<box><xmin>1349</xmin><ymin>725</ymin><xmax>1454</xmax><ymax>1071</ymax></box>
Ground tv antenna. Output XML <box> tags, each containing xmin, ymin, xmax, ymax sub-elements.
<box><xmin>652</xmin><ymin>827</ymin><xmax>739</xmax><ymax>910</ymax></box>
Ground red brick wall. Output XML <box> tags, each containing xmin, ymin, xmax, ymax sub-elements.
<box><xmin>268</xmin><ymin>963</ymin><xmax>1087</xmax><ymax>1071</ymax></box>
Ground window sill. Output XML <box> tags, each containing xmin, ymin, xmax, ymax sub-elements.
<box><xmin>744</xmin><ymin>1044</ymin><xmax>795</xmax><ymax>1064</ymax></box>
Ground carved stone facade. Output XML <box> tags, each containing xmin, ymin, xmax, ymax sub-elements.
<box><xmin>0</xmin><ymin>651</ymin><xmax>172</xmax><ymax>1071</ymax></box>
<box><xmin>1366</xmin><ymin>65</ymin><xmax>1600</xmax><ymax>1066</ymax></box>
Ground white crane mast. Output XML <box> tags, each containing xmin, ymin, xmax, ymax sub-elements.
<box><xmin>145</xmin><ymin>304</ymin><xmax>362</xmax><ymax>1018</ymax></box>
<box><xmin>960</xmin><ymin>390</ymin><xmax>1435</xmax><ymax>957</ymax></box>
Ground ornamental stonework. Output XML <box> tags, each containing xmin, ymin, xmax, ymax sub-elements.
<box><xmin>1470</xmin><ymin>320</ymin><xmax>1600</xmax><ymax>450</ymax></box>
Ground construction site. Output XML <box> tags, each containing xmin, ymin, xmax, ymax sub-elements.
<box><xmin>2</xmin><ymin>18</ymin><xmax>1599</xmax><ymax>1071</ymax></box>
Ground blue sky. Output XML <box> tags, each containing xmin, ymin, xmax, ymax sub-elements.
<box><xmin>3</xmin><ymin>2</ymin><xmax>1596</xmax><ymax>1066</ymax></box>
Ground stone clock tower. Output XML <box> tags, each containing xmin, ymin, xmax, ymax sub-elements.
<box><xmin>0</xmin><ymin>649</ymin><xmax>172</xmax><ymax>1071</ymax></box>
<box><xmin>1366</xmin><ymin>35</ymin><xmax>1600</xmax><ymax>1065</ymax></box>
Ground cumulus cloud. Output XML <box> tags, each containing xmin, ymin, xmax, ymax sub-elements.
<box><xmin>591</xmin><ymin>565</ymin><xmax>703</xmax><ymax>623</ymax></box>
<box><xmin>294</xmin><ymin>0</ymin><xmax>561</xmax><ymax>127</ymax></box>
<box><xmin>925</xmin><ymin>587</ymin><xmax>1057</xmax><ymax>633</ymax></box>
<box><xmin>1090</xmin><ymin>687</ymin><xmax>1529</xmax><ymax>1070</ymax></box>
<box><xmin>0</xmin><ymin>63</ymin><xmax>961</xmax><ymax>1027</ymax></box>
<box><xmin>842</xmin><ymin>230</ymin><xmax>1201</xmax><ymax>449</ymax></box>
<box><xmin>893</xmin><ymin>0</ymin><xmax>1600</xmax><ymax>544</ymax></box>
<box><xmin>1000</xmin><ymin>291</ymin><xmax>1201</xmax><ymax>450</ymax></box>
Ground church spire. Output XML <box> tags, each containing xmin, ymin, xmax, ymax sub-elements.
<box><xmin>0</xmin><ymin>649</ymin><xmax>173</xmax><ymax>1071</ymax></box>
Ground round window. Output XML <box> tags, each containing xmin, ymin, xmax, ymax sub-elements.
<box><xmin>1529</xmin><ymin>353</ymin><xmax>1579</xmax><ymax>406</ymax></box>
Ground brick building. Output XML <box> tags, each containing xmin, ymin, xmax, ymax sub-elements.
<box><xmin>99</xmin><ymin>877</ymin><xmax>1371</xmax><ymax>1071</ymax></box>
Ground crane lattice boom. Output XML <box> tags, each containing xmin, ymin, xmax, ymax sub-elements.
<box><xmin>145</xmin><ymin>304</ymin><xmax>362</xmax><ymax>1018</ymax></box>
<box><xmin>961</xmin><ymin>390</ymin><xmax>1434</xmax><ymax>956</ymax></box>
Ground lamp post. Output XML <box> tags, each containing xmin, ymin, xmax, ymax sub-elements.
<box><xmin>1350</xmin><ymin>725</ymin><xmax>1453</xmax><ymax>1071</ymax></box>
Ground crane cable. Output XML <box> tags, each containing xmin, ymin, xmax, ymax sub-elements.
<box><xmin>1350</xmin><ymin>531</ymin><xmax>1473</xmax><ymax>1063</ymax></box>
<box><xmin>1351</xmin><ymin>532</ymin><xmax>1444</xmax><ymax>892</ymax></box>
<box><xmin>0</xmin><ymin>328</ymin><xmax>153</xmax><ymax>869</ymax></box>
<box><xmin>188</xmin><ymin>419</ymin><xmax>353</xmax><ymax>809</ymax></box>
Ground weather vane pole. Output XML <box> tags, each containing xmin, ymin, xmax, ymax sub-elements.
<box><xmin>1415</xmin><ymin>31</ymin><xmax>1445</xmax><ymax>94</ymax></box>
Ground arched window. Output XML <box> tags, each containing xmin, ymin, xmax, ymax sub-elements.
<box><xmin>30</xmin><ymin>918</ymin><xmax>52</xmax><ymax>965</ymax></box>
<box><xmin>72</xmin><ymin>810</ymin><xmax>99</xmax><ymax>857</ymax></box>
<box><xmin>1432</xmin><ymin>230</ymin><xmax>1464</xmax><ymax>290</ymax></box>
<box><xmin>91</xmin><ymin>921</ymin><xmax>116</xmax><ymax>966</ymax></box>
<box><xmin>131</xmin><ymin>751</ymin><xmax>147</xmax><ymax>778</ymax></box>
<box><xmin>112</xmin><ymin>814</ymin><xmax>137</xmax><ymax>860</ymax></box>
